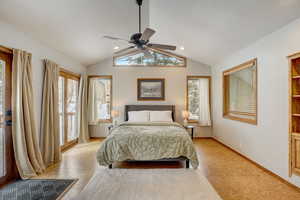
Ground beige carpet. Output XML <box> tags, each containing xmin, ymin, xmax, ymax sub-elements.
<box><xmin>73</xmin><ymin>169</ymin><xmax>222</xmax><ymax>200</ymax></box>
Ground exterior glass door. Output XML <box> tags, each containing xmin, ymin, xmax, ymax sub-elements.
<box><xmin>0</xmin><ymin>49</ymin><xmax>18</xmax><ymax>186</ymax></box>
<box><xmin>58</xmin><ymin>71</ymin><xmax>80</xmax><ymax>150</ymax></box>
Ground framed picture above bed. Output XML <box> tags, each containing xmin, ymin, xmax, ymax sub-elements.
<box><xmin>137</xmin><ymin>78</ymin><xmax>165</xmax><ymax>101</ymax></box>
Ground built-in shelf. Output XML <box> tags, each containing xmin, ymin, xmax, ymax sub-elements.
<box><xmin>289</xmin><ymin>52</ymin><xmax>300</xmax><ymax>177</ymax></box>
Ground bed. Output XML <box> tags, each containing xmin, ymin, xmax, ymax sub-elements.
<box><xmin>96</xmin><ymin>105</ymin><xmax>199</xmax><ymax>169</ymax></box>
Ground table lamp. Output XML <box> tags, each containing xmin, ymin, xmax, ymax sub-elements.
<box><xmin>182</xmin><ymin>110</ymin><xmax>190</xmax><ymax>125</ymax></box>
<box><xmin>111</xmin><ymin>110</ymin><xmax>120</xmax><ymax>126</ymax></box>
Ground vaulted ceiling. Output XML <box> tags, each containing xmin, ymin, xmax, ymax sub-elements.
<box><xmin>0</xmin><ymin>0</ymin><xmax>300</xmax><ymax>66</ymax></box>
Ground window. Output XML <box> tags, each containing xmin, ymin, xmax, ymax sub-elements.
<box><xmin>187</xmin><ymin>76</ymin><xmax>211</xmax><ymax>125</ymax></box>
<box><xmin>88</xmin><ymin>76</ymin><xmax>112</xmax><ymax>124</ymax></box>
<box><xmin>58</xmin><ymin>70</ymin><xmax>80</xmax><ymax>149</ymax></box>
<box><xmin>114</xmin><ymin>48</ymin><xmax>186</xmax><ymax>67</ymax></box>
<box><xmin>223</xmin><ymin>59</ymin><xmax>257</xmax><ymax>125</ymax></box>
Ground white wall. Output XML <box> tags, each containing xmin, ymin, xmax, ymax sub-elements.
<box><xmin>212</xmin><ymin>17</ymin><xmax>300</xmax><ymax>187</ymax></box>
<box><xmin>0</xmin><ymin>20</ymin><xmax>86</xmax><ymax>135</ymax></box>
<box><xmin>87</xmin><ymin>58</ymin><xmax>212</xmax><ymax>137</ymax></box>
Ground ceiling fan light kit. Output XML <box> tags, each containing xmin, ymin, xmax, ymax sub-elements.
<box><xmin>104</xmin><ymin>0</ymin><xmax>177</xmax><ymax>57</ymax></box>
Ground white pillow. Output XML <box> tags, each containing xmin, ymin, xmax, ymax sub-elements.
<box><xmin>149</xmin><ymin>111</ymin><xmax>173</xmax><ymax>122</ymax></box>
<box><xmin>128</xmin><ymin>111</ymin><xmax>149</xmax><ymax>122</ymax></box>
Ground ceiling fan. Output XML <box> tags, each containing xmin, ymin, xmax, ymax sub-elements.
<box><xmin>103</xmin><ymin>0</ymin><xmax>176</xmax><ymax>58</ymax></box>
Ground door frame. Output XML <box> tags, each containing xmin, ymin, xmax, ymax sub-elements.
<box><xmin>59</xmin><ymin>69</ymin><xmax>80</xmax><ymax>151</ymax></box>
<box><xmin>0</xmin><ymin>46</ymin><xmax>19</xmax><ymax>187</ymax></box>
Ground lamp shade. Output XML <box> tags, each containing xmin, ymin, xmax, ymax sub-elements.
<box><xmin>111</xmin><ymin>110</ymin><xmax>120</xmax><ymax>118</ymax></box>
<box><xmin>182</xmin><ymin>110</ymin><xmax>190</xmax><ymax>119</ymax></box>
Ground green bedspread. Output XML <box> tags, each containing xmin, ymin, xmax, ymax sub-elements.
<box><xmin>96</xmin><ymin>122</ymin><xmax>199</xmax><ymax>168</ymax></box>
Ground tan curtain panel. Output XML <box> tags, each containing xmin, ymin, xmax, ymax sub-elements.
<box><xmin>12</xmin><ymin>49</ymin><xmax>45</xmax><ymax>179</ymax></box>
<box><xmin>198</xmin><ymin>78</ymin><xmax>211</xmax><ymax>126</ymax></box>
<box><xmin>78</xmin><ymin>75</ymin><xmax>90</xmax><ymax>143</ymax></box>
<box><xmin>41</xmin><ymin>59</ymin><xmax>61</xmax><ymax>167</ymax></box>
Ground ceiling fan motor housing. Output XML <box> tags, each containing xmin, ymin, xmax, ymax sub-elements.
<box><xmin>105</xmin><ymin>0</ymin><xmax>176</xmax><ymax>54</ymax></box>
<box><xmin>136</xmin><ymin>0</ymin><xmax>143</xmax><ymax>6</ymax></box>
<box><xmin>130</xmin><ymin>33</ymin><xmax>148</xmax><ymax>48</ymax></box>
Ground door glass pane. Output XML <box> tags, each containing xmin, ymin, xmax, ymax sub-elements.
<box><xmin>0</xmin><ymin>60</ymin><xmax>6</xmax><ymax>177</ymax></box>
<box><xmin>67</xmin><ymin>79</ymin><xmax>78</xmax><ymax>141</ymax></box>
<box><xmin>67</xmin><ymin>114</ymin><xmax>77</xmax><ymax>141</ymax></box>
<box><xmin>58</xmin><ymin>76</ymin><xmax>65</xmax><ymax>146</ymax></box>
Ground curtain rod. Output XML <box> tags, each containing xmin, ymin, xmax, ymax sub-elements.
<box><xmin>1</xmin><ymin>45</ymin><xmax>80</xmax><ymax>77</ymax></box>
<box><xmin>0</xmin><ymin>45</ymin><xmax>13</xmax><ymax>54</ymax></box>
<box><xmin>59</xmin><ymin>67</ymin><xmax>81</xmax><ymax>77</ymax></box>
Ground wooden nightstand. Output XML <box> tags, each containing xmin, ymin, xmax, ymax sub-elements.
<box><xmin>183</xmin><ymin>125</ymin><xmax>195</xmax><ymax>139</ymax></box>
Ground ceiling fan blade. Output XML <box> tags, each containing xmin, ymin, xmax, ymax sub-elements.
<box><xmin>140</xmin><ymin>28</ymin><xmax>156</xmax><ymax>41</ymax></box>
<box><xmin>114</xmin><ymin>46</ymin><xmax>135</xmax><ymax>54</ymax></box>
<box><xmin>103</xmin><ymin>35</ymin><xmax>129</xmax><ymax>42</ymax></box>
<box><xmin>148</xmin><ymin>43</ymin><xmax>176</xmax><ymax>51</ymax></box>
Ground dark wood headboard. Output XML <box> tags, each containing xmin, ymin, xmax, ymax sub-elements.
<box><xmin>124</xmin><ymin>105</ymin><xmax>175</xmax><ymax>121</ymax></box>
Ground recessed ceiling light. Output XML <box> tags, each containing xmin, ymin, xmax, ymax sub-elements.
<box><xmin>180</xmin><ymin>46</ymin><xmax>185</xmax><ymax>50</ymax></box>
<box><xmin>114</xmin><ymin>46</ymin><xmax>120</xmax><ymax>50</ymax></box>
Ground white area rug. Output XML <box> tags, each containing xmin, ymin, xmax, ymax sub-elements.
<box><xmin>74</xmin><ymin>169</ymin><xmax>222</xmax><ymax>200</ymax></box>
